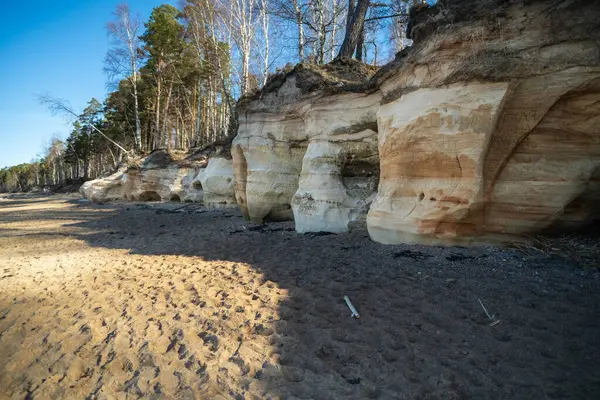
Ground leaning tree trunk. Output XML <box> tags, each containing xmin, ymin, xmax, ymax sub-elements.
<box><xmin>336</xmin><ymin>0</ymin><xmax>370</xmax><ymax>60</ymax></box>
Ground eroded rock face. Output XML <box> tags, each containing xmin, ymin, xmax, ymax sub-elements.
<box><xmin>194</xmin><ymin>158</ymin><xmax>236</xmax><ymax>208</ymax></box>
<box><xmin>234</xmin><ymin>0</ymin><xmax>600</xmax><ymax>244</ymax></box>
<box><xmin>233</xmin><ymin>77</ymin><xmax>310</xmax><ymax>223</ymax></box>
<box><xmin>367</xmin><ymin>0</ymin><xmax>600</xmax><ymax>245</ymax></box>
<box><xmin>80</xmin><ymin>167</ymin><xmax>128</xmax><ymax>203</ymax></box>
<box><xmin>80</xmin><ymin>150</ymin><xmax>236</xmax><ymax>207</ymax></box>
<box><xmin>368</xmin><ymin>82</ymin><xmax>511</xmax><ymax>245</ymax></box>
<box><xmin>80</xmin><ymin>166</ymin><xmax>200</xmax><ymax>204</ymax></box>
<box><xmin>489</xmin><ymin>77</ymin><xmax>600</xmax><ymax>235</ymax></box>
<box><xmin>292</xmin><ymin>91</ymin><xmax>381</xmax><ymax>232</ymax></box>
<box><xmin>181</xmin><ymin>169</ymin><xmax>204</xmax><ymax>203</ymax></box>
<box><xmin>234</xmin><ymin>69</ymin><xmax>381</xmax><ymax>230</ymax></box>
<box><xmin>293</xmin><ymin>140</ymin><xmax>378</xmax><ymax>233</ymax></box>
<box><xmin>86</xmin><ymin>0</ymin><xmax>600</xmax><ymax>244</ymax></box>
<box><xmin>120</xmin><ymin>167</ymin><xmax>197</xmax><ymax>203</ymax></box>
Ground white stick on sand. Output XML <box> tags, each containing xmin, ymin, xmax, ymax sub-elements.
<box><xmin>344</xmin><ymin>295</ymin><xmax>360</xmax><ymax>319</ymax></box>
<box><xmin>478</xmin><ymin>298</ymin><xmax>501</xmax><ymax>326</ymax></box>
<box><xmin>478</xmin><ymin>298</ymin><xmax>495</xmax><ymax>320</ymax></box>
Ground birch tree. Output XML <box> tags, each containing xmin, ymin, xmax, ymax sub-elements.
<box><xmin>259</xmin><ymin>0</ymin><xmax>270</xmax><ymax>85</ymax></box>
<box><xmin>271</xmin><ymin>0</ymin><xmax>306</xmax><ymax>62</ymax></box>
<box><xmin>293</xmin><ymin>0</ymin><xmax>306</xmax><ymax>60</ymax></box>
<box><xmin>105</xmin><ymin>4</ymin><xmax>143</xmax><ymax>152</ymax></box>
<box><xmin>225</xmin><ymin>0</ymin><xmax>257</xmax><ymax>95</ymax></box>
<box><xmin>328</xmin><ymin>0</ymin><xmax>344</xmax><ymax>61</ymax></box>
<box><xmin>311</xmin><ymin>0</ymin><xmax>326</xmax><ymax>63</ymax></box>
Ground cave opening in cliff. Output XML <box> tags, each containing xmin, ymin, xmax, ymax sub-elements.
<box><xmin>265</xmin><ymin>204</ymin><xmax>293</xmax><ymax>222</ymax></box>
<box><xmin>170</xmin><ymin>194</ymin><xmax>181</xmax><ymax>202</ymax></box>
<box><xmin>139</xmin><ymin>191</ymin><xmax>161</xmax><ymax>202</ymax></box>
<box><xmin>340</xmin><ymin>157</ymin><xmax>380</xmax><ymax>200</ymax></box>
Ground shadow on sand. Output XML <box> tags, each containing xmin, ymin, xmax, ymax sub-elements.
<box><xmin>3</xmin><ymin>197</ymin><xmax>600</xmax><ymax>399</ymax></box>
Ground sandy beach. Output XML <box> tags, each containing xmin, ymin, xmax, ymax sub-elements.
<box><xmin>1</xmin><ymin>194</ymin><xmax>599</xmax><ymax>399</ymax></box>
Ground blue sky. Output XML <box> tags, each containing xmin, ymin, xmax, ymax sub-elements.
<box><xmin>0</xmin><ymin>0</ymin><xmax>176</xmax><ymax>168</ymax></box>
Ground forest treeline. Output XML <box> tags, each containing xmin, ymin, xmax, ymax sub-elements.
<box><xmin>1</xmin><ymin>0</ymin><xmax>429</xmax><ymax>193</ymax></box>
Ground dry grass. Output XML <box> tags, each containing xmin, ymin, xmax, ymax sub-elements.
<box><xmin>239</xmin><ymin>58</ymin><xmax>379</xmax><ymax>108</ymax></box>
<box><xmin>514</xmin><ymin>234</ymin><xmax>600</xmax><ymax>268</ymax></box>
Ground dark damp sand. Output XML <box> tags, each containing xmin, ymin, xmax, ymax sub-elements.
<box><xmin>1</xmin><ymin>195</ymin><xmax>599</xmax><ymax>399</ymax></box>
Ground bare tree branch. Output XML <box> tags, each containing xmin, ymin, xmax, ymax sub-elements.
<box><xmin>365</xmin><ymin>12</ymin><xmax>407</xmax><ymax>22</ymax></box>
<box><xmin>38</xmin><ymin>94</ymin><xmax>131</xmax><ymax>154</ymax></box>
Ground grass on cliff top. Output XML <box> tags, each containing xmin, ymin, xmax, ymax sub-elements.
<box><xmin>125</xmin><ymin>137</ymin><xmax>235</xmax><ymax>173</ymax></box>
<box><xmin>301</xmin><ymin>58</ymin><xmax>379</xmax><ymax>85</ymax></box>
<box><xmin>240</xmin><ymin>58</ymin><xmax>380</xmax><ymax>105</ymax></box>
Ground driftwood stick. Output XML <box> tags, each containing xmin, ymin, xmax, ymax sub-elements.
<box><xmin>344</xmin><ymin>295</ymin><xmax>360</xmax><ymax>319</ymax></box>
<box><xmin>478</xmin><ymin>298</ymin><xmax>494</xmax><ymax>320</ymax></box>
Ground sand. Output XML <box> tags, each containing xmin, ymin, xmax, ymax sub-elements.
<box><xmin>0</xmin><ymin>194</ymin><xmax>599</xmax><ymax>399</ymax></box>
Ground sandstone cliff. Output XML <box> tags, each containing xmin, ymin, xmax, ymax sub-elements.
<box><xmin>80</xmin><ymin>145</ymin><xmax>236</xmax><ymax>208</ymax></box>
<box><xmin>79</xmin><ymin>0</ymin><xmax>600</xmax><ymax>245</ymax></box>
<box><xmin>368</xmin><ymin>0</ymin><xmax>600</xmax><ymax>245</ymax></box>
<box><xmin>234</xmin><ymin>0</ymin><xmax>600</xmax><ymax>245</ymax></box>
<box><xmin>233</xmin><ymin>61</ymin><xmax>381</xmax><ymax>232</ymax></box>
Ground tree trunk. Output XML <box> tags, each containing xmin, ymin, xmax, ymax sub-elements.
<box><xmin>131</xmin><ymin>70</ymin><xmax>142</xmax><ymax>152</ymax></box>
<box><xmin>208</xmin><ymin>78</ymin><xmax>215</xmax><ymax>142</ymax></box>
<box><xmin>107</xmin><ymin>145</ymin><xmax>118</xmax><ymax>169</ymax></box>
<box><xmin>355</xmin><ymin>26</ymin><xmax>364</xmax><ymax>61</ymax></box>
<box><xmin>125</xmin><ymin>7</ymin><xmax>142</xmax><ymax>153</ymax></box>
<box><xmin>346</xmin><ymin>0</ymin><xmax>355</xmax><ymax>33</ymax></box>
<box><xmin>83</xmin><ymin>127</ymin><xmax>91</xmax><ymax>180</ymax></box>
<box><xmin>372</xmin><ymin>40</ymin><xmax>378</xmax><ymax>64</ymax></box>
<box><xmin>145</xmin><ymin>116</ymin><xmax>153</xmax><ymax>150</ymax></box>
<box><xmin>241</xmin><ymin>49</ymin><xmax>250</xmax><ymax>94</ymax></box>
<box><xmin>317</xmin><ymin>0</ymin><xmax>326</xmax><ymax>63</ymax></box>
<box><xmin>154</xmin><ymin>76</ymin><xmax>162</xmax><ymax>148</ymax></box>
<box><xmin>293</xmin><ymin>0</ymin><xmax>305</xmax><ymax>61</ymax></box>
<box><xmin>162</xmin><ymin>81</ymin><xmax>174</xmax><ymax>149</ymax></box>
<box><xmin>194</xmin><ymin>80</ymin><xmax>201</xmax><ymax>147</ymax></box>
<box><xmin>83</xmin><ymin>160</ymin><xmax>89</xmax><ymax>181</ymax></box>
<box><xmin>336</xmin><ymin>0</ymin><xmax>370</xmax><ymax>59</ymax></box>
<box><xmin>329</xmin><ymin>0</ymin><xmax>340</xmax><ymax>62</ymax></box>
<box><xmin>261</xmin><ymin>0</ymin><xmax>270</xmax><ymax>86</ymax></box>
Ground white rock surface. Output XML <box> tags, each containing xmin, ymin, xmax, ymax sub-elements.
<box><xmin>292</xmin><ymin>137</ymin><xmax>379</xmax><ymax>233</ymax></box>
<box><xmin>81</xmin><ymin>155</ymin><xmax>236</xmax><ymax>208</ymax></box>
<box><xmin>193</xmin><ymin>158</ymin><xmax>236</xmax><ymax>208</ymax></box>
<box><xmin>120</xmin><ymin>167</ymin><xmax>197</xmax><ymax>202</ymax></box>
<box><xmin>79</xmin><ymin>167</ymin><xmax>127</xmax><ymax>203</ymax></box>
<box><xmin>293</xmin><ymin>92</ymin><xmax>381</xmax><ymax>232</ymax></box>
<box><xmin>234</xmin><ymin>88</ymin><xmax>381</xmax><ymax>230</ymax></box>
